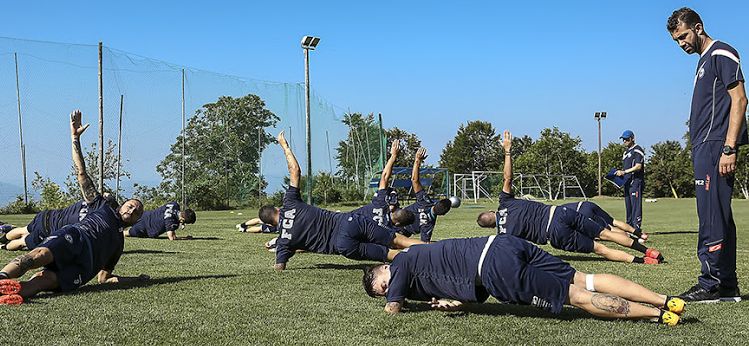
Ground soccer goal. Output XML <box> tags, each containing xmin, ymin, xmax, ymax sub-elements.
<box><xmin>453</xmin><ymin>171</ymin><xmax>587</xmax><ymax>203</ymax></box>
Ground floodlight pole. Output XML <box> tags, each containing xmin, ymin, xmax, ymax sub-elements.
<box><xmin>116</xmin><ymin>94</ymin><xmax>123</xmax><ymax>202</ymax></box>
<box><xmin>302</xmin><ymin>36</ymin><xmax>319</xmax><ymax>204</ymax></box>
<box><xmin>594</xmin><ymin>111</ymin><xmax>607</xmax><ymax>196</ymax></box>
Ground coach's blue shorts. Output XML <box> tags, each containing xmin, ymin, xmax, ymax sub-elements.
<box><xmin>481</xmin><ymin>235</ymin><xmax>575</xmax><ymax>314</ymax></box>
<box><xmin>576</xmin><ymin>201</ymin><xmax>614</xmax><ymax>230</ymax></box>
<box><xmin>38</xmin><ymin>225</ymin><xmax>95</xmax><ymax>292</ymax></box>
<box><xmin>548</xmin><ymin>206</ymin><xmax>604</xmax><ymax>253</ymax></box>
<box><xmin>334</xmin><ymin>215</ymin><xmax>396</xmax><ymax>262</ymax></box>
<box><xmin>25</xmin><ymin>211</ymin><xmax>52</xmax><ymax>249</ymax></box>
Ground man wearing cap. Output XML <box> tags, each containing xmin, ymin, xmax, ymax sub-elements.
<box><xmin>615</xmin><ymin>130</ymin><xmax>645</xmax><ymax>233</ymax></box>
<box><xmin>667</xmin><ymin>7</ymin><xmax>747</xmax><ymax>302</ymax></box>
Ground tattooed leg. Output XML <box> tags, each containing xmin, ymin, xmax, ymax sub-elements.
<box><xmin>572</xmin><ymin>272</ymin><xmax>667</xmax><ymax>307</ymax></box>
<box><xmin>568</xmin><ymin>284</ymin><xmax>661</xmax><ymax>320</ymax></box>
<box><xmin>591</xmin><ymin>294</ymin><xmax>631</xmax><ymax>317</ymax></box>
<box><xmin>0</xmin><ymin>248</ymin><xmax>54</xmax><ymax>278</ymax></box>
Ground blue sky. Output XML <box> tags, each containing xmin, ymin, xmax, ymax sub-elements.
<box><xmin>1</xmin><ymin>1</ymin><xmax>748</xmax><ymax>201</ymax></box>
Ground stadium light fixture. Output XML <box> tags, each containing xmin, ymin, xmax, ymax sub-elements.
<box><xmin>302</xmin><ymin>36</ymin><xmax>320</xmax><ymax>204</ymax></box>
<box><xmin>594</xmin><ymin>111</ymin><xmax>607</xmax><ymax>196</ymax></box>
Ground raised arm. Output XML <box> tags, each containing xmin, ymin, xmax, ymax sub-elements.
<box><xmin>501</xmin><ymin>130</ymin><xmax>513</xmax><ymax>194</ymax></box>
<box><xmin>70</xmin><ymin>110</ymin><xmax>99</xmax><ymax>202</ymax></box>
<box><xmin>379</xmin><ymin>140</ymin><xmax>400</xmax><ymax>189</ymax></box>
<box><xmin>411</xmin><ymin>147</ymin><xmax>427</xmax><ymax>193</ymax></box>
<box><xmin>277</xmin><ymin>131</ymin><xmax>301</xmax><ymax>188</ymax></box>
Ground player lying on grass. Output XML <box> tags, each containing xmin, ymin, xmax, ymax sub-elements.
<box><xmin>236</xmin><ymin>218</ymin><xmax>278</xmax><ymax>233</ymax></box>
<box><xmin>562</xmin><ymin>200</ymin><xmax>648</xmax><ymax>242</ymax></box>
<box><xmin>362</xmin><ymin>234</ymin><xmax>685</xmax><ymax>325</ymax></box>
<box><xmin>0</xmin><ymin>110</ymin><xmax>149</xmax><ymax>304</ymax></box>
<box><xmin>476</xmin><ymin>131</ymin><xmax>664</xmax><ymax>264</ymax></box>
<box><xmin>351</xmin><ymin>140</ymin><xmax>415</xmax><ymax>229</ymax></box>
<box><xmin>124</xmin><ymin>202</ymin><xmax>196</xmax><ymax>240</ymax></box>
<box><xmin>258</xmin><ymin>131</ymin><xmax>424</xmax><ymax>271</ymax></box>
<box><xmin>398</xmin><ymin>147</ymin><xmax>452</xmax><ymax>242</ymax></box>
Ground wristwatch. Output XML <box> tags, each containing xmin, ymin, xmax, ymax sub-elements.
<box><xmin>722</xmin><ymin>145</ymin><xmax>737</xmax><ymax>155</ymax></box>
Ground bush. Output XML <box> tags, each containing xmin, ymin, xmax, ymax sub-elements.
<box><xmin>0</xmin><ymin>196</ymin><xmax>38</xmax><ymax>214</ymax></box>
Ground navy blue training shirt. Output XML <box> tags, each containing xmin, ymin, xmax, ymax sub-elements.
<box><xmin>74</xmin><ymin>204</ymin><xmax>126</xmax><ymax>272</ymax></box>
<box><xmin>690</xmin><ymin>41</ymin><xmax>748</xmax><ymax>147</ymax></box>
<box><xmin>42</xmin><ymin>195</ymin><xmax>113</xmax><ymax>233</ymax></box>
<box><xmin>275</xmin><ymin>186</ymin><xmax>347</xmax><ymax>264</ymax></box>
<box><xmin>128</xmin><ymin>202</ymin><xmax>180</xmax><ymax>238</ymax></box>
<box><xmin>622</xmin><ymin>144</ymin><xmax>645</xmax><ymax>182</ymax></box>
<box><xmin>386</xmin><ymin>237</ymin><xmax>490</xmax><ymax>303</ymax></box>
<box><xmin>402</xmin><ymin>190</ymin><xmax>437</xmax><ymax>242</ymax></box>
<box><xmin>351</xmin><ymin>188</ymin><xmax>392</xmax><ymax>227</ymax></box>
<box><xmin>497</xmin><ymin>191</ymin><xmax>552</xmax><ymax>244</ymax></box>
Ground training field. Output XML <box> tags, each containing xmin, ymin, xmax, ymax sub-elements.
<box><xmin>1</xmin><ymin>197</ymin><xmax>748</xmax><ymax>345</ymax></box>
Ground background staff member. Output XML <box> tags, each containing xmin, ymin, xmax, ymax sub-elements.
<box><xmin>615</xmin><ymin>130</ymin><xmax>645</xmax><ymax>232</ymax></box>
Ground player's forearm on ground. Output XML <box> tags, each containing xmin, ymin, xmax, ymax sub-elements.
<box><xmin>166</xmin><ymin>231</ymin><xmax>177</xmax><ymax>240</ymax></box>
<box><xmin>71</xmin><ymin>135</ymin><xmax>99</xmax><ymax>202</ymax></box>
<box><xmin>384</xmin><ymin>301</ymin><xmax>402</xmax><ymax>314</ymax></box>
<box><xmin>724</xmin><ymin>83</ymin><xmax>747</xmax><ymax>147</ymax></box>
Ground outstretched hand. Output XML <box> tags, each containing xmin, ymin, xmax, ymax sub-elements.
<box><xmin>415</xmin><ymin>147</ymin><xmax>428</xmax><ymax>162</ymax></box>
<box><xmin>277</xmin><ymin>130</ymin><xmax>288</xmax><ymax>147</ymax></box>
<box><xmin>70</xmin><ymin>109</ymin><xmax>90</xmax><ymax>138</ymax></box>
<box><xmin>502</xmin><ymin>130</ymin><xmax>512</xmax><ymax>153</ymax></box>
<box><xmin>429</xmin><ymin>298</ymin><xmax>463</xmax><ymax>311</ymax></box>
<box><xmin>390</xmin><ymin>139</ymin><xmax>400</xmax><ymax>156</ymax></box>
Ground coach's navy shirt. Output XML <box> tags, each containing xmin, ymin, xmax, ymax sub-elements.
<box><xmin>351</xmin><ymin>188</ymin><xmax>391</xmax><ymax>227</ymax></box>
<box><xmin>690</xmin><ymin>40</ymin><xmax>748</xmax><ymax>147</ymax></box>
<box><xmin>128</xmin><ymin>202</ymin><xmax>180</xmax><ymax>238</ymax></box>
<box><xmin>622</xmin><ymin>144</ymin><xmax>645</xmax><ymax>182</ymax></box>
<box><xmin>386</xmin><ymin>237</ymin><xmax>490</xmax><ymax>304</ymax></box>
<box><xmin>497</xmin><ymin>191</ymin><xmax>551</xmax><ymax>244</ymax></box>
<box><xmin>275</xmin><ymin>186</ymin><xmax>346</xmax><ymax>264</ymax></box>
<box><xmin>42</xmin><ymin>195</ymin><xmax>112</xmax><ymax>233</ymax></box>
<box><xmin>402</xmin><ymin>190</ymin><xmax>437</xmax><ymax>242</ymax></box>
<box><xmin>75</xmin><ymin>204</ymin><xmax>126</xmax><ymax>272</ymax></box>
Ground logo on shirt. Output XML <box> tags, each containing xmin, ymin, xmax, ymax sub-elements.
<box><xmin>65</xmin><ymin>234</ymin><xmax>73</xmax><ymax>244</ymax></box>
<box><xmin>531</xmin><ymin>296</ymin><xmax>552</xmax><ymax>309</ymax></box>
<box><xmin>74</xmin><ymin>275</ymin><xmax>82</xmax><ymax>285</ymax></box>
<box><xmin>280</xmin><ymin>209</ymin><xmax>296</xmax><ymax>240</ymax></box>
<box><xmin>497</xmin><ymin>209</ymin><xmax>508</xmax><ymax>234</ymax></box>
<box><xmin>697</xmin><ymin>67</ymin><xmax>705</xmax><ymax>80</ymax></box>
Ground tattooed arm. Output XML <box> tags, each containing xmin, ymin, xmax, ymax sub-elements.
<box><xmin>277</xmin><ymin>131</ymin><xmax>301</xmax><ymax>189</ymax></box>
<box><xmin>70</xmin><ymin>110</ymin><xmax>99</xmax><ymax>203</ymax></box>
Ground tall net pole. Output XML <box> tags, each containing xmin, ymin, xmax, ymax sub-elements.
<box><xmin>14</xmin><ymin>53</ymin><xmax>28</xmax><ymax>205</ymax></box>
<box><xmin>98</xmin><ymin>42</ymin><xmax>104</xmax><ymax>193</ymax></box>
<box><xmin>181</xmin><ymin>69</ymin><xmax>186</xmax><ymax>207</ymax></box>
<box><xmin>304</xmin><ymin>48</ymin><xmax>312</xmax><ymax>204</ymax></box>
<box><xmin>116</xmin><ymin>94</ymin><xmax>123</xmax><ymax>202</ymax></box>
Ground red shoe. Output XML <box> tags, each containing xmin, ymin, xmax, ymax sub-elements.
<box><xmin>0</xmin><ymin>294</ymin><xmax>23</xmax><ymax>305</ymax></box>
<box><xmin>0</xmin><ymin>279</ymin><xmax>21</xmax><ymax>295</ymax></box>
<box><xmin>643</xmin><ymin>257</ymin><xmax>660</xmax><ymax>264</ymax></box>
<box><xmin>645</xmin><ymin>248</ymin><xmax>662</xmax><ymax>260</ymax></box>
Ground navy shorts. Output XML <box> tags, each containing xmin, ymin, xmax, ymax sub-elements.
<box><xmin>25</xmin><ymin>211</ymin><xmax>52</xmax><ymax>249</ymax></box>
<box><xmin>334</xmin><ymin>215</ymin><xmax>396</xmax><ymax>262</ymax></box>
<box><xmin>576</xmin><ymin>202</ymin><xmax>614</xmax><ymax>229</ymax></box>
<box><xmin>481</xmin><ymin>235</ymin><xmax>575</xmax><ymax>314</ymax></box>
<box><xmin>548</xmin><ymin>207</ymin><xmax>603</xmax><ymax>253</ymax></box>
<box><xmin>38</xmin><ymin>225</ymin><xmax>95</xmax><ymax>292</ymax></box>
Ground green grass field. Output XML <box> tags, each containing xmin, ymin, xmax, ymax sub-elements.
<box><xmin>1</xmin><ymin>197</ymin><xmax>748</xmax><ymax>345</ymax></box>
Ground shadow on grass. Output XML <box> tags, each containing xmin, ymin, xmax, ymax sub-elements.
<box><xmin>38</xmin><ymin>274</ymin><xmax>239</xmax><ymax>298</ymax></box>
<box><xmin>556</xmin><ymin>255</ymin><xmax>607</xmax><ymax>262</ymax></box>
<box><xmin>123</xmin><ymin>249</ymin><xmax>180</xmax><ymax>255</ymax></box>
<box><xmin>146</xmin><ymin>236</ymin><xmax>224</xmax><ymax>241</ymax></box>
<box><xmin>649</xmin><ymin>231</ymin><xmax>698</xmax><ymax>235</ymax></box>
<box><xmin>306</xmin><ymin>263</ymin><xmax>371</xmax><ymax>271</ymax></box>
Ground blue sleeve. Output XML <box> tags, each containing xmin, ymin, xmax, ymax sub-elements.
<box><xmin>415</xmin><ymin>190</ymin><xmax>431</xmax><ymax>205</ymax></box>
<box><xmin>633</xmin><ymin>147</ymin><xmax>645</xmax><ymax>165</ymax></box>
<box><xmin>419</xmin><ymin>224</ymin><xmax>434</xmax><ymax>242</ymax></box>
<box><xmin>385</xmin><ymin>260</ymin><xmax>410</xmax><ymax>303</ymax></box>
<box><xmin>714</xmin><ymin>48</ymin><xmax>744</xmax><ymax>87</ymax></box>
<box><xmin>275</xmin><ymin>237</ymin><xmax>294</xmax><ymax>264</ymax></box>
<box><xmin>498</xmin><ymin>191</ymin><xmax>514</xmax><ymax>207</ymax></box>
<box><xmin>283</xmin><ymin>187</ymin><xmax>303</xmax><ymax>209</ymax></box>
<box><xmin>373</xmin><ymin>189</ymin><xmax>389</xmax><ymax>208</ymax></box>
<box><xmin>103</xmin><ymin>242</ymin><xmax>124</xmax><ymax>271</ymax></box>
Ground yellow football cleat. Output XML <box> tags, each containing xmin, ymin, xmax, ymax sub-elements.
<box><xmin>666</xmin><ymin>296</ymin><xmax>686</xmax><ymax>315</ymax></box>
<box><xmin>660</xmin><ymin>311</ymin><xmax>680</xmax><ymax>326</ymax></box>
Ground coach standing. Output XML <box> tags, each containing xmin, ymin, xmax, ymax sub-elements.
<box><xmin>667</xmin><ymin>7</ymin><xmax>748</xmax><ymax>303</ymax></box>
<box><xmin>615</xmin><ymin>130</ymin><xmax>645</xmax><ymax>233</ymax></box>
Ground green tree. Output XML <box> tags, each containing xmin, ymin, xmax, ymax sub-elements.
<box><xmin>439</xmin><ymin>120</ymin><xmax>501</xmax><ymax>175</ymax></box>
<box><xmin>514</xmin><ymin>127</ymin><xmax>591</xmax><ymax>199</ymax></box>
<box><xmin>645</xmin><ymin>140</ymin><xmax>693</xmax><ymax>198</ymax></box>
<box><xmin>63</xmin><ymin>139</ymin><xmax>131</xmax><ymax>201</ymax></box>
<box><xmin>384</xmin><ymin>127</ymin><xmax>422</xmax><ymax>168</ymax></box>
<box><xmin>156</xmin><ymin>94</ymin><xmax>278</xmax><ymax>210</ymax></box>
<box><xmin>32</xmin><ymin>172</ymin><xmax>76</xmax><ymax>210</ymax></box>
<box><xmin>586</xmin><ymin>141</ymin><xmax>627</xmax><ymax>196</ymax></box>
<box><xmin>734</xmin><ymin>144</ymin><xmax>749</xmax><ymax>199</ymax></box>
<box><xmin>336</xmin><ymin>113</ymin><xmax>383</xmax><ymax>189</ymax></box>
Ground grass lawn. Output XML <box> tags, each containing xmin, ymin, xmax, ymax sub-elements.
<box><xmin>1</xmin><ymin>197</ymin><xmax>748</xmax><ymax>345</ymax></box>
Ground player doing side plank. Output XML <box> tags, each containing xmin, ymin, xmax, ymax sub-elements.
<box><xmin>257</xmin><ymin>131</ymin><xmax>424</xmax><ymax>271</ymax></box>
<box><xmin>476</xmin><ymin>131</ymin><xmax>664</xmax><ymax>264</ymax></box>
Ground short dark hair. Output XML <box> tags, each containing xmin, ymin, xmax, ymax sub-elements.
<box><xmin>667</xmin><ymin>7</ymin><xmax>702</xmax><ymax>32</ymax></box>
<box><xmin>362</xmin><ymin>264</ymin><xmax>386</xmax><ymax>298</ymax></box>
<box><xmin>182</xmin><ymin>209</ymin><xmax>197</xmax><ymax>224</ymax></box>
<box><xmin>258</xmin><ymin>205</ymin><xmax>277</xmax><ymax>225</ymax></box>
<box><xmin>433</xmin><ymin>199</ymin><xmax>452</xmax><ymax>216</ymax></box>
<box><xmin>476</xmin><ymin>211</ymin><xmax>496</xmax><ymax>228</ymax></box>
<box><xmin>391</xmin><ymin>209</ymin><xmax>415</xmax><ymax>226</ymax></box>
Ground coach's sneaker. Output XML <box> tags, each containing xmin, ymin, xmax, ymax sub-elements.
<box><xmin>719</xmin><ymin>286</ymin><xmax>742</xmax><ymax>302</ymax></box>
<box><xmin>0</xmin><ymin>279</ymin><xmax>21</xmax><ymax>295</ymax></box>
<box><xmin>665</xmin><ymin>296</ymin><xmax>686</xmax><ymax>315</ymax></box>
<box><xmin>0</xmin><ymin>294</ymin><xmax>23</xmax><ymax>305</ymax></box>
<box><xmin>658</xmin><ymin>311</ymin><xmax>680</xmax><ymax>326</ymax></box>
<box><xmin>645</xmin><ymin>248</ymin><xmax>664</xmax><ymax>262</ymax></box>
<box><xmin>678</xmin><ymin>284</ymin><xmax>719</xmax><ymax>303</ymax></box>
